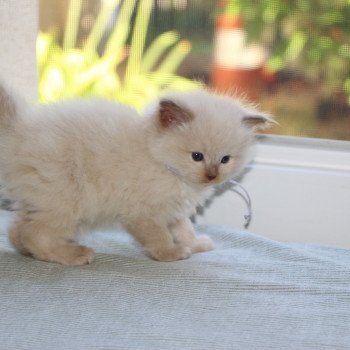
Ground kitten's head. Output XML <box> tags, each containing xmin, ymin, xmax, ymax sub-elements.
<box><xmin>145</xmin><ymin>90</ymin><xmax>272</xmax><ymax>187</ymax></box>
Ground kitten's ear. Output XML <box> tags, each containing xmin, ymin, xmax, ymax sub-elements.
<box><xmin>159</xmin><ymin>99</ymin><xmax>193</xmax><ymax>128</ymax></box>
<box><xmin>242</xmin><ymin>113</ymin><xmax>275</xmax><ymax>130</ymax></box>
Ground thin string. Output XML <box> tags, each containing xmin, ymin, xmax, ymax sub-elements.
<box><xmin>228</xmin><ymin>179</ymin><xmax>252</xmax><ymax>229</ymax></box>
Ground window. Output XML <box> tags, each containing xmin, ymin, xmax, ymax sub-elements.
<box><xmin>38</xmin><ymin>0</ymin><xmax>350</xmax><ymax>141</ymax></box>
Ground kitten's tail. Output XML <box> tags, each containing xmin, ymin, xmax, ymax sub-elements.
<box><xmin>0</xmin><ymin>82</ymin><xmax>19</xmax><ymax>128</ymax></box>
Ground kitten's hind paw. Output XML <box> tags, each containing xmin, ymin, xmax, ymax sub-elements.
<box><xmin>145</xmin><ymin>243</ymin><xmax>191</xmax><ymax>262</ymax></box>
<box><xmin>32</xmin><ymin>243</ymin><xmax>95</xmax><ymax>266</ymax></box>
<box><xmin>9</xmin><ymin>217</ymin><xmax>95</xmax><ymax>266</ymax></box>
<box><xmin>31</xmin><ymin>245</ymin><xmax>95</xmax><ymax>266</ymax></box>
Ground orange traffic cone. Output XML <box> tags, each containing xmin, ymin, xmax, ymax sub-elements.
<box><xmin>211</xmin><ymin>13</ymin><xmax>266</xmax><ymax>101</ymax></box>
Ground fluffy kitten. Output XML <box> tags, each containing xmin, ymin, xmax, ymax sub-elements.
<box><xmin>0</xmin><ymin>83</ymin><xmax>270</xmax><ymax>265</ymax></box>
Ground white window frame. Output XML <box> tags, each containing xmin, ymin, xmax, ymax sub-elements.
<box><xmin>1</xmin><ymin>1</ymin><xmax>350</xmax><ymax>248</ymax></box>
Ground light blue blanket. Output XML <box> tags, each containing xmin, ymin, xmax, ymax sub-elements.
<box><xmin>1</xmin><ymin>211</ymin><xmax>349</xmax><ymax>350</ymax></box>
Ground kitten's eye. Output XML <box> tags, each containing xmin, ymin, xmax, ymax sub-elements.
<box><xmin>221</xmin><ymin>155</ymin><xmax>230</xmax><ymax>164</ymax></box>
<box><xmin>192</xmin><ymin>152</ymin><xmax>204</xmax><ymax>162</ymax></box>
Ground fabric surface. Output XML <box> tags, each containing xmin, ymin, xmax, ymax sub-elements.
<box><xmin>0</xmin><ymin>210</ymin><xmax>350</xmax><ymax>350</ymax></box>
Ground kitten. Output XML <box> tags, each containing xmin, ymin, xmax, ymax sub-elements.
<box><xmin>0</xmin><ymin>83</ymin><xmax>271</xmax><ymax>265</ymax></box>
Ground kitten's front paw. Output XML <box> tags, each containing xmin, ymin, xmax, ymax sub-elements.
<box><xmin>190</xmin><ymin>235</ymin><xmax>214</xmax><ymax>253</ymax></box>
<box><xmin>146</xmin><ymin>243</ymin><xmax>191</xmax><ymax>262</ymax></box>
<box><xmin>64</xmin><ymin>246</ymin><xmax>95</xmax><ymax>266</ymax></box>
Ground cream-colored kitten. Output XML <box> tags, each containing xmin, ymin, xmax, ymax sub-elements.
<box><xmin>0</xmin><ymin>83</ymin><xmax>270</xmax><ymax>265</ymax></box>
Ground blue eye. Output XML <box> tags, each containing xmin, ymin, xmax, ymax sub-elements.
<box><xmin>221</xmin><ymin>155</ymin><xmax>230</xmax><ymax>164</ymax></box>
<box><xmin>192</xmin><ymin>152</ymin><xmax>204</xmax><ymax>162</ymax></box>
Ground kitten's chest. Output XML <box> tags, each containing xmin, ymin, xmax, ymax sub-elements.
<box><xmin>158</xmin><ymin>181</ymin><xmax>209</xmax><ymax>221</ymax></box>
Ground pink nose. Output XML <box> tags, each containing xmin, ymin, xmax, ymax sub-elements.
<box><xmin>205</xmin><ymin>171</ymin><xmax>217</xmax><ymax>181</ymax></box>
<box><xmin>205</xmin><ymin>173</ymin><xmax>217</xmax><ymax>181</ymax></box>
<box><xmin>205</xmin><ymin>166</ymin><xmax>218</xmax><ymax>181</ymax></box>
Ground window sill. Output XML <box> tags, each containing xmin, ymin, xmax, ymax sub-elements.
<box><xmin>253</xmin><ymin>134</ymin><xmax>350</xmax><ymax>174</ymax></box>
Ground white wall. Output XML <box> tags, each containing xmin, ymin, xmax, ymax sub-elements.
<box><xmin>0</xmin><ymin>0</ymin><xmax>38</xmax><ymax>101</ymax></box>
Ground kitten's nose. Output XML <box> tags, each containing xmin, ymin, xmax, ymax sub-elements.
<box><xmin>206</xmin><ymin>174</ymin><xmax>217</xmax><ymax>181</ymax></box>
<box><xmin>205</xmin><ymin>166</ymin><xmax>218</xmax><ymax>181</ymax></box>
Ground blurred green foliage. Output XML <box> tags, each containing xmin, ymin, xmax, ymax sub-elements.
<box><xmin>223</xmin><ymin>0</ymin><xmax>350</xmax><ymax>102</ymax></box>
<box><xmin>37</xmin><ymin>0</ymin><xmax>200</xmax><ymax>111</ymax></box>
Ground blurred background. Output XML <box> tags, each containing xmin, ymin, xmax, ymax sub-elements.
<box><xmin>39</xmin><ymin>0</ymin><xmax>350</xmax><ymax>141</ymax></box>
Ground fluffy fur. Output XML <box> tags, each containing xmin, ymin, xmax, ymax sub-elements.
<box><xmin>0</xmin><ymin>83</ymin><xmax>271</xmax><ymax>265</ymax></box>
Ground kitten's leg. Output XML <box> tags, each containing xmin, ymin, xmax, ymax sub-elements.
<box><xmin>125</xmin><ymin>220</ymin><xmax>191</xmax><ymax>261</ymax></box>
<box><xmin>9</xmin><ymin>223</ymin><xmax>31</xmax><ymax>256</ymax></box>
<box><xmin>9</xmin><ymin>216</ymin><xmax>95</xmax><ymax>266</ymax></box>
<box><xmin>170</xmin><ymin>218</ymin><xmax>214</xmax><ymax>254</ymax></box>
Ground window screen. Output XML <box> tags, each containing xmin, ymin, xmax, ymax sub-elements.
<box><xmin>39</xmin><ymin>0</ymin><xmax>350</xmax><ymax>141</ymax></box>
